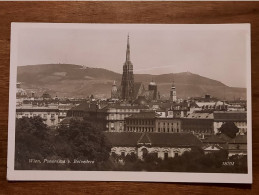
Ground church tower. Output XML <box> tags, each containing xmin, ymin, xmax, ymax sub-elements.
<box><xmin>170</xmin><ymin>78</ymin><xmax>177</xmax><ymax>102</ymax></box>
<box><xmin>121</xmin><ymin>35</ymin><xmax>134</xmax><ymax>101</ymax></box>
<box><xmin>111</xmin><ymin>80</ymin><xmax>118</xmax><ymax>99</ymax></box>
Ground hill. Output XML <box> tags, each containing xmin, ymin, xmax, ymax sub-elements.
<box><xmin>17</xmin><ymin>64</ymin><xmax>246</xmax><ymax>100</ymax></box>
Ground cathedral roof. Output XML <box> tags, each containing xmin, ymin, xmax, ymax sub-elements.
<box><xmin>133</xmin><ymin>82</ymin><xmax>144</xmax><ymax>98</ymax></box>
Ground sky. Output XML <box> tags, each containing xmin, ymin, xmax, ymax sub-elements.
<box><xmin>15</xmin><ymin>24</ymin><xmax>250</xmax><ymax>88</ymax></box>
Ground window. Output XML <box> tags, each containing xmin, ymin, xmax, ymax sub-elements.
<box><xmin>174</xmin><ymin>152</ymin><xmax>179</xmax><ymax>157</ymax></box>
<box><xmin>121</xmin><ymin>152</ymin><xmax>125</xmax><ymax>157</ymax></box>
<box><xmin>164</xmin><ymin>152</ymin><xmax>168</xmax><ymax>159</ymax></box>
<box><xmin>111</xmin><ymin>122</ymin><xmax>114</xmax><ymax>128</ymax></box>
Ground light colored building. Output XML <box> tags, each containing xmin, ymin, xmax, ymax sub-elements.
<box><xmin>16</xmin><ymin>105</ymin><xmax>59</xmax><ymax>126</ymax></box>
<box><xmin>155</xmin><ymin>118</ymin><xmax>181</xmax><ymax>133</ymax></box>
<box><xmin>102</xmin><ymin>104</ymin><xmax>148</xmax><ymax>132</ymax></box>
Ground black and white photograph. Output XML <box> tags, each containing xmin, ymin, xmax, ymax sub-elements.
<box><xmin>7</xmin><ymin>23</ymin><xmax>252</xmax><ymax>183</ymax></box>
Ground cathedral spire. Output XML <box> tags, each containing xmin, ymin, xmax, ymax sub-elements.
<box><xmin>121</xmin><ymin>34</ymin><xmax>134</xmax><ymax>101</ymax></box>
<box><xmin>126</xmin><ymin>34</ymin><xmax>130</xmax><ymax>61</ymax></box>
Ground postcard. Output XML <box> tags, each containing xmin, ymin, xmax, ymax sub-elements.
<box><xmin>7</xmin><ymin>23</ymin><xmax>252</xmax><ymax>183</ymax></box>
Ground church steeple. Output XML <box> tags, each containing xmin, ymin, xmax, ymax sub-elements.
<box><xmin>126</xmin><ymin>34</ymin><xmax>130</xmax><ymax>61</ymax></box>
<box><xmin>121</xmin><ymin>34</ymin><xmax>134</xmax><ymax>101</ymax></box>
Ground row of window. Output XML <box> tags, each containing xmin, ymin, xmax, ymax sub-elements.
<box><xmin>157</xmin><ymin>122</ymin><xmax>180</xmax><ymax>127</ymax></box>
<box><xmin>113</xmin><ymin>151</ymin><xmax>179</xmax><ymax>159</ymax></box>
<box><xmin>184</xmin><ymin>129</ymin><xmax>212</xmax><ymax>133</ymax></box>
<box><xmin>115</xmin><ymin>109</ymin><xmax>140</xmax><ymax>112</ymax></box>
<box><xmin>126</xmin><ymin>127</ymin><xmax>155</xmax><ymax>132</ymax></box>
<box><xmin>108</xmin><ymin>114</ymin><xmax>131</xmax><ymax>120</ymax></box>
<box><xmin>127</xmin><ymin>120</ymin><xmax>154</xmax><ymax>125</ymax></box>
<box><xmin>17</xmin><ymin>113</ymin><xmax>56</xmax><ymax>119</ymax></box>
<box><xmin>157</xmin><ymin>127</ymin><xmax>180</xmax><ymax>133</ymax></box>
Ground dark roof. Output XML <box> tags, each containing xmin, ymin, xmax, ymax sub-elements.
<box><xmin>104</xmin><ymin>132</ymin><xmax>142</xmax><ymax>147</ymax></box>
<box><xmin>229</xmin><ymin>135</ymin><xmax>247</xmax><ymax>144</ymax></box>
<box><xmin>186</xmin><ymin>113</ymin><xmax>214</xmax><ymax>119</ymax></box>
<box><xmin>102</xmin><ymin>104</ymin><xmax>148</xmax><ymax>110</ymax></box>
<box><xmin>127</xmin><ymin>111</ymin><xmax>158</xmax><ymax>119</ymax></box>
<box><xmin>202</xmin><ymin>135</ymin><xmax>227</xmax><ymax>144</ymax></box>
<box><xmin>16</xmin><ymin>108</ymin><xmax>59</xmax><ymax>112</ymax></box>
<box><xmin>146</xmin><ymin>133</ymin><xmax>202</xmax><ymax>147</ymax></box>
<box><xmin>217</xmin><ymin>133</ymin><xmax>232</xmax><ymax>142</ymax></box>
<box><xmin>213</xmin><ymin>111</ymin><xmax>247</xmax><ymax>122</ymax></box>
<box><xmin>70</xmin><ymin>102</ymin><xmax>97</xmax><ymax>112</ymax></box>
<box><xmin>60</xmin><ymin>117</ymin><xmax>83</xmax><ymax>124</ymax></box>
<box><xmin>104</xmin><ymin>132</ymin><xmax>202</xmax><ymax>147</ymax></box>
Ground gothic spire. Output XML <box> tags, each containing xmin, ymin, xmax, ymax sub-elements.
<box><xmin>126</xmin><ymin>34</ymin><xmax>130</xmax><ymax>61</ymax></box>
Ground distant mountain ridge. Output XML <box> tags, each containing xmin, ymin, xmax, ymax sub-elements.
<box><xmin>17</xmin><ymin>64</ymin><xmax>246</xmax><ymax>100</ymax></box>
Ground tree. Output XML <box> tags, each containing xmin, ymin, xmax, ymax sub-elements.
<box><xmin>218</xmin><ymin>122</ymin><xmax>239</xmax><ymax>138</ymax></box>
<box><xmin>15</xmin><ymin>116</ymin><xmax>54</xmax><ymax>170</ymax></box>
<box><xmin>57</xmin><ymin>118</ymin><xmax>111</xmax><ymax>169</ymax></box>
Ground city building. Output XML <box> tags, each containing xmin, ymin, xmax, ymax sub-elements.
<box><xmin>155</xmin><ymin>118</ymin><xmax>182</xmax><ymax>133</ymax></box>
<box><xmin>167</xmin><ymin>103</ymin><xmax>189</xmax><ymax>118</ymax></box>
<box><xmin>125</xmin><ymin>111</ymin><xmax>157</xmax><ymax>132</ymax></box>
<box><xmin>16</xmin><ymin>105</ymin><xmax>59</xmax><ymax>126</ymax></box>
<box><xmin>105</xmin><ymin>132</ymin><xmax>202</xmax><ymax>160</ymax></box>
<box><xmin>202</xmin><ymin>135</ymin><xmax>228</xmax><ymax>154</ymax></box>
<box><xmin>228</xmin><ymin>135</ymin><xmax>247</xmax><ymax>157</ymax></box>
<box><xmin>101</xmin><ymin>104</ymin><xmax>148</xmax><ymax>132</ymax></box>
<box><xmin>16</xmin><ymin>82</ymin><xmax>27</xmax><ymax>98</ymax></box>
<box><xmin>181</xmin><ymin>113</ymin><xmax>214</xmax><ymax>139</ymax></box>
<box><xmin>213</xmin><ymin>111</ymin><xmax>247</xmax><ymax>134</ymax></box>
<box><xmin>58</xmin><ymin>103</ymin><xmax>76</xmax><ymax>123</ymax></box>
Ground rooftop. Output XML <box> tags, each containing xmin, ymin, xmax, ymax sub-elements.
<box><xmin>104</xmin><ymin>132</ymin><xmax>202</xmax><ymax>147</ymax></box>
<box><xmin>229</xmin><ymin>135</ymin><xmax>247</xmax><ymax>144</ymax></box>
<box><xmin>126</xmin><ymin>111</ymin><xmax>158</xmax><ymax>119</ymax></box>
<box><xmin>213</xmin><ymin>111</ymin><xmax>247</xmax><ymax>122</ymax></box>
<box><xmin>185</xmin><ymin>113</ymin><xmax>214</xmax><ymax>119</ymax></box>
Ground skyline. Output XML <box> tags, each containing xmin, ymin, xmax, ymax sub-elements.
<box><xmin>15</xmin><ymin>24</ymin><xmax>250</xmax><ymax>88</ymax></box>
